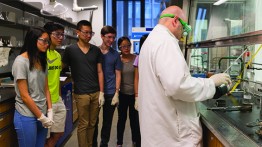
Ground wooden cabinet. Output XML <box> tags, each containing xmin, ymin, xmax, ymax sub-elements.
<box><xmin>0</xmin><ymin>101</ymin><xmax>14</xmax><ymax>114</ymax></box>
<box><xmin>0</xmin><ymin>99</ymin><xmax>17</xmax><ymax>147</ymax></box>
<box><xmin>0</xmin><ymin>111</ymin><xmax>13</xmax><ymax>129</ymax></box>
<box><xmin>203</xmin><ymin>124</ymin><xmax>224</xmax><ymax>147</ymax></box>
<box><xmin>0</xmin><ymin>126</ymin><xmax>17</xmax><ymax>147</ymax></box>
<box><xmin>206</xmin><ymin>129</ymin><xmax>224</xmax><ymax>147</ymax></box>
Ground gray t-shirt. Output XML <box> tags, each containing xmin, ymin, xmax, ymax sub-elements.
<box><xmin>12</xmin><ymin>55</ymin><xmax>47</xmax><ymax>117</ymax></box>
<box><xmin>120</xmin><ymin>56</ymin><xmax>136</xmax><ymax>95</ymax></box>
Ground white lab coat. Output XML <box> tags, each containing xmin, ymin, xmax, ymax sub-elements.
<box><xmin>138</xmin><ymin>24</ymin><xmax>216</xmax><ymax>147</ymax></box>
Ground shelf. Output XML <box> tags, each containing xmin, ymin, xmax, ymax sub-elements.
<box><xmin>0</xmin><ymin>19</ymin><xmax>30</xmax><ymax>30</ymax></box>
<box><xmin>186</xmin><ymin>30</ymin><xmax>262</xmax><ymax>49</ymax></box>
<box><xmin>0</xmin><ymin>46</ymin><xmax>21</xmax><ymax>49</ymax></box>
<box><xmin>0</xmin><ymin>0</ymin><xmax>76</xmax><ymax>29</ymax></box>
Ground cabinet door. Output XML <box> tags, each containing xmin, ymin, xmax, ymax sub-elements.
<box><xmin>216</xmin><ymin>140</ymin><xmax>224</xmax><ymax>147</ymax></box>
<box><xmin>207</xmin><ymin>131</ymin><xmax>217</xmax><ymax>147</ymax></box>
<box><xmin>0</xmin><ymin>101</ymin><xmax>14</xmax><ymax>113</ymax></box>
<box><xmin>0</xmin><ymin>126</ymin><xmax>18</xmax><ymax>147</ymax></box>
<box><xmin>0</xmin><ymin>111</ymin><xmax>14</xmax><ymax>129</ymax></box>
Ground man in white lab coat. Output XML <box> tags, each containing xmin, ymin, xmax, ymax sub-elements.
<box><xmin>138</xmin><ymin>6</ymin><xmax>231</xmax><ymax>147</ymax></box>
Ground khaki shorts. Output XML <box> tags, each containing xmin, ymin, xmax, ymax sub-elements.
<box><xmin>50</xmin><ymin>97</ymin><xmax>67</xmax><ymax>133</ymax></box>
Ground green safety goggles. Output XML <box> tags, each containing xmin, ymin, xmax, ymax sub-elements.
<box><xmin>160</xmin><ymin>14</ymin><xmax>192</xmax><ymax>36</ymax></box>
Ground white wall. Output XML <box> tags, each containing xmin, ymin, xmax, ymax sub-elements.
<box><xmin>57</xmin><ymin>0</ymin><xmax>103</xmax><ymax>46</ymax></box>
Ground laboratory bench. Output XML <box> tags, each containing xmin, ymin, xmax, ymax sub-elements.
<box><xmin>0</xmin><ymin>76</ymin><xmax>77</xmax><ymax>147</ymax></box>
<box><xmin>199</xmin><ymin>94</ymin><xmax>262</xmax><ymax>147</ymax></box>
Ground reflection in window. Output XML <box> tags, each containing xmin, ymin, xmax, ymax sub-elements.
<box><xmin>187</xmin><ymin>0</ymin><xmax>262</xmax><ymax>77</ymax></box>
<box><xmin>116</xmin><ymin>1</ymin><xmax>141</xmax><ymax>39</ymax></box>
<box><xmin>105</xmin><ymin>0</ymin><xmax>164</xmax><ymax>41</ymax></box>
<box><xmin>145</xmin><ymin>0</ymin><xmax>165</xmax><ymax>28</ymax></box>
<box><xmin>187</xmin><ymin>0</ymin><xmax>262</xmax><ymax>43</ymax></box>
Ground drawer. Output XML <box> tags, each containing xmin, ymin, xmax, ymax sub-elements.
<box><xmin>0</xmin><ymin>111</ymin><xmax>14</xmax><ymax>129</ymax></box>
<box><xmin>0</xmin><ymin>126</ymin><xmax>18</xmax><ymax>147</ymax></box>
<box><xmin>0</xmin><ymin>102</ymin><xmax>14</xmax><ymax>113</ymax></box>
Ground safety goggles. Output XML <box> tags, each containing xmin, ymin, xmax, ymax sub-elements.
<box><xmin>80</xmin><ymin>30</ymin><xmax>95</xmax><ymax>36</ymax></box>
<box><xmin>38</xmin><ymin>38</ymin><xmax>50</xmax><ymax>45</ymax></box>
<box><xmin>51</xmin><ymin>32</ymin><xmax>65</xmax><ymax>39</ymax></box>
<box><xmin>160</xmin><ymin>14</ymin><xmax>192</xmax><ymax>36</ymax></box>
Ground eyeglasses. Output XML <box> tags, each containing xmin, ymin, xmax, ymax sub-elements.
<box><xmin>104</xmin><ymin>35</ymin><xmax>116</xmax><ymax>41</ymax></box>
<box><xmin>51</xmin><ymin>32</ymin><xmax>65</xmax><ymax>39</ymax></box>
<box><xmin>160</xmin><ymin>14</ymin><xmax>192</xmax><ymax>36</ymax></box>
<box><xmin>80</xmin><ymin>30</ymin><xmax>95</xmax><ymax>36</ymax></box>
<box><xmin>38</xmin><ymin>38</ymin><xmax>50</xmax><ymax>45</ymax></box>
<box><xmin>119</xmin><ymin>44</ymin><xmax>131</xmax><ymax>49</ymax></box>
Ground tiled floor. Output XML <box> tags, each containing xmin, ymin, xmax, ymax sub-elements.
<box><xmin>64</xmin><ymin>109</ymin><xmax>133</xmax><ymax>147</ymax></box>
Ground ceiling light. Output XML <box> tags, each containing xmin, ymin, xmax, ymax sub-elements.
<box><xmin>40</xmin><ymin>0</ymin><xmax>68</xmax><ymax>16</ymax></box>
<box><xmin>213</xmin><ymin>0</ymin><xmax>229</xmax><ymax>6</ymax></box>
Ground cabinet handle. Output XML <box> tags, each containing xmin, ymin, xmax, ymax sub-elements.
<box><xmin>0</xmin><ymin>134</ymin><xmax>1</xmax><ymax>138</ymax></box>
<box><xmin>0</xmin><ymin>118</ymin><xmax>3</xmax><ymax>121</ymax></box>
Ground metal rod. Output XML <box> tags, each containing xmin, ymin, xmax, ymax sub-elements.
<box><xmin>223</xmin><ymin>48</ymin><xmax>248</xmax><ymax>73</ymax></box>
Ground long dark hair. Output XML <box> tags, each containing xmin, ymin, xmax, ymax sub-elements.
<box><xmin>20</xmin><ymin>27</ymin><xmax>48</xmax><ymax>72</ymax></box>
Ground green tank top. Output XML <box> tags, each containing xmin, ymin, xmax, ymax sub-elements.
<box><xmin>47</xmin><ymin>49</ymin><xmax>62</xmax><ymax>103</ymax></box>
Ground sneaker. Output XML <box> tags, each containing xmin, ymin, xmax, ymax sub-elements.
<box><xmin>117</xmin><ymin>145</ymin><xmax>122</xmax><ymax>147</ymax></box>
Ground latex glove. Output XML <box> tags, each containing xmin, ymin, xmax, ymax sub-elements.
<box><xmin>111</xmin><ymin>92</ymin><xmax>119</xmax><ymax>106</ymax></box>
<box><xmin>38</xmin><ymin>113</ymin><xmax>54</xmax><ymax>128</ymax></box>
<box><xmin>210</xmin><ymin>73</ymin><xmax>231</xmax><ymax>87</ymax></box>
<box><xmin>99</xmin><ymin>91</ymin><xmax>105</xmax><ymax>107</ymax></box>
<box><xmin>134</xmin><ymin>97</ymin><xmax>138</xmax><ymax>111</ymax></box>
<box><xmin>47</xmin><ymin>108</ymin><xmax>53</xmax><ymax>122</ymax></box>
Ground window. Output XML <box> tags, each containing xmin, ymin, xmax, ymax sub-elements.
<box><xmin>105</xmin><ymin>0</ymin><xmax>164</xmax><ymax>41</ymax></box>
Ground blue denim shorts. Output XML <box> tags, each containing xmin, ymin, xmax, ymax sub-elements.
<box><xmin>14</xmin><ymin>110</ymin><xmax>48</xmax><ymax>147</ymax></box>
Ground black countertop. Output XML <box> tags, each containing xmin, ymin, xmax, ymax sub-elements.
<box><xmin>199</xmin><ymin>93</ymin><xmax>262</xmax><ymax>147</ymax></box>
<box><xmin>0</xmin><ymin>87</ymin><xmax>16</xmax><ymax>103</ymax></box>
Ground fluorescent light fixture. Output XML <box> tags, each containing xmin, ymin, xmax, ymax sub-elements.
<box><xmin>40</xmin><ymin>0</ymin><xmax>68</xmax><ymax>16</ymax></box>
<box><xmin>213</xmin><ymin>0</ymin><xmax>229</xmax><ymax>6</ymax></box>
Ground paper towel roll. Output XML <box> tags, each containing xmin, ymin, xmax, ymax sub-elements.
<box><xmin>0</xmin><ymin>47</ymin><xmax>11</xmax><ymax>67</ymax></box>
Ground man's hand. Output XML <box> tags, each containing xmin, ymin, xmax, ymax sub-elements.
<box><xmin>99</xmin><ymin>91</ymin><xmax>105</xmax><ymax>107</ymax></box>
<box><xmin>210</xmin><ymin>73</ymin><xmax>231</xmax><ymax>87</ymax></box>
<box><xmin>111</xmin><ymin>92</ymin><xmax>119</xmax><ymax>106</ymax></box>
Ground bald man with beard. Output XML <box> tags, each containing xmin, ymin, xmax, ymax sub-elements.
<box><xmin>138</xmin><ymin>6</ymin><xmax>231</xmax><ymax>147</ymax></box>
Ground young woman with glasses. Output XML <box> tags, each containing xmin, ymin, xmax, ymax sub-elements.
<box><xmin>116</xmin><ymin>36</ymin><xmax>140</xmax><ymax>147</ymax></box>
<box><xmin>12</xmin><ymin>27</ymin><xmax>53</xmax><ymax>147</ymax></box>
